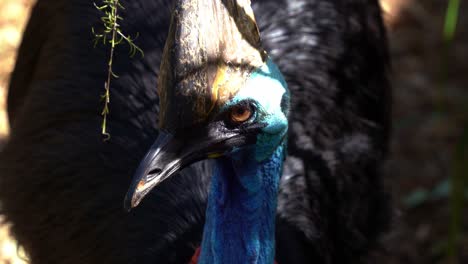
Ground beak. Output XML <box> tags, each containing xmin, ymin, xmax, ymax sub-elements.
<box><xmin>124</xmin><ymin>123</ymin><xmax>264</xmax><ymax>211</ymax></box>
<box><xmin>124</xmin><ymin>132</ymin><xmax>182</xmax><ymax>210</ymax></box>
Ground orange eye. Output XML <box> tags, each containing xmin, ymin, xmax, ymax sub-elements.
<box><xmin>230</xmin><ymin>104</ymin><xmax>252</xmax><ymax>123</ymax></box>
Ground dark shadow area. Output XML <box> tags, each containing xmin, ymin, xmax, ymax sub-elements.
<box><xmin>376</xmin><ymin>1</ymin><xmax>468</xmax><ymax>263</ymax></box>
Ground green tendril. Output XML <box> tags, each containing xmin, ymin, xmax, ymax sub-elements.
<box><xmin>92</xmin><ymin>0</ymin><xmax>144</xmax><ymax>141</ymax></box>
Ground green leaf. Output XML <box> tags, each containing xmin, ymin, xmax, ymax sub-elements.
<box><xmin>431</xmin><ymin>179</ymin><xmax>450</xmax><ymax>200</ymax></box>
<box><xmin>444</xmin><ymin>0</ymin><xmax>460</xmax><ymax>42</ymax></box>
<box><xmin>404</xmin><ymin>189</ymin><xmax>430</xmax><ymax>208</ymax></box>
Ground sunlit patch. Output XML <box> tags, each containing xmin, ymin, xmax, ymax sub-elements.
<box><xmin>0</xmin><ymin>87</ymin><xmax>9</xmax><ymax>136</ymax></box>
<box><xmin>0</xmin><ymin>1</ymin><xmax>35</xmax><ymax>263</ymax></box>
<box><xmin>0</xmin><ymin>26</ymin><xmax>21</xmax><ymax>47</ymax></box>
<box><xmin>0</xmin><ymin>217</ymin><xmax>29</xmax><ymax>264</ymax></box>
<box><xmin>380</xmin><ymin>0</ymin><xmax>407</xmax><ymax>26</ymax></box>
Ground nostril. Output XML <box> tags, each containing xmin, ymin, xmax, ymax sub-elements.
<box><xmin>148</xmin><ymin>168</ymin><xmax>162</xmax><ymax>176</ymax></box>
<box><xmin>146</xmin><ymin>168</ymin><xmax>163</xmax><ymax>182</ymax></box>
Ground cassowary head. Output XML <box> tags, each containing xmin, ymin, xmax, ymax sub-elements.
<box><xmin>125</xmin><ymin>0</ymin><xmax>289</xmax><ymax>209</ymax></box>
<box><xmin>126</xmin><ymin>0</ymin><xmax>288</xmax><ymax>262</ymax></box>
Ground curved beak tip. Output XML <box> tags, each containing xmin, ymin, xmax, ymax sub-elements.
<box><xmin>124</xmin><ymin>185</ymin><xmax>143</xmax><ymax>212</ymax></box>
<box><xmin>123</xmin><ymin>192</ymin><xmax>135</xmax><ymax>212</ymax></box>
<box><xmin>124</xmin><ymin>177</ymin><xmax>153</xmax><ymax>211</ymax></box>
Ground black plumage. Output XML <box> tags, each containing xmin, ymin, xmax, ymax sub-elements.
<box><xmin>0</xmin><ymin>0</ymin><xmax>391</xmax><ymax>263</ymax></box>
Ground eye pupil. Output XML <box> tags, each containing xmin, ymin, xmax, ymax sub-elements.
<box><xmin>230</xmin><ymin>104</ymin><xmax>252</xmax><ymax>123</ymax></box>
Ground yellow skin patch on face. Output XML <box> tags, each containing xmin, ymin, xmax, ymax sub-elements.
<box><xmin>208</xmin><ymin>63</ymin><xmax>251</xmax><ymax>115</ymax></box>
<box><xmin>207</xmin><ymin>152</ymin><xmax>223</xmax><ymax>159</ymax></box>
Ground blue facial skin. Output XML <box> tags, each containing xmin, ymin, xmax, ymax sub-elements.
<box><xmin>198</xmin><ymin>58</ymin><xmax>289</xmax><ymax>264</ymax></box>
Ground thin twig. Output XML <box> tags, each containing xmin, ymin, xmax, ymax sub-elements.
<box><xmin>92</xmin><ymin>0</ymin><xmax>144</xmax><ymax>140</ymax></box>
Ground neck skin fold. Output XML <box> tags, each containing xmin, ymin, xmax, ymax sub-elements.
<box><xmin>198</xmin><ymin>145</ymin><xmax>284</xmax><ymax>264</ymax></box>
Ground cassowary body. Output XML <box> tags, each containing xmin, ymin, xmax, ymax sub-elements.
<box><xmin>0</xmin><ymin>0</ymin><xmax>391</xmax><ymax>263</ymax></box>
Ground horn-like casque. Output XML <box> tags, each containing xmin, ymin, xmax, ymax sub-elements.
<box><xmin>158</xmin><ymin>0</ymin><xmax>266</xmax><ymax>131</ymax></box>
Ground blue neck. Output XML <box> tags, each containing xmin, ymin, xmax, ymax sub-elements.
<box><xmin>198</xmin><ymin>144</ymin><xmax>284</xmax><ymax>264</ymax></box>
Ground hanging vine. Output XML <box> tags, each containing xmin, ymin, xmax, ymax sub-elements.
<box><xmin>92</xmin><ymin>0</ymin><xmax>143</xmax><ymax>140</ymax></box>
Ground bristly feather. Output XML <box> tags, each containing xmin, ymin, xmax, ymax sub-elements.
<box><xmin>0</xmin><ymin>0</ymin><xmax>391</xmax><ymax>263</ymax></box>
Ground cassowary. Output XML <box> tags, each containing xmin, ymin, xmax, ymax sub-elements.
<box><xmin>0</xmin><ymin>0</ymin><xmax>391</xmax><ymax>263</ymax></box>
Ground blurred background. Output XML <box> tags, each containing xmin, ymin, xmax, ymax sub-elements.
<box><xmin>0</xmin><ymin>0</ymin><xmax>466</xmax><ymax>263</ymax></box>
